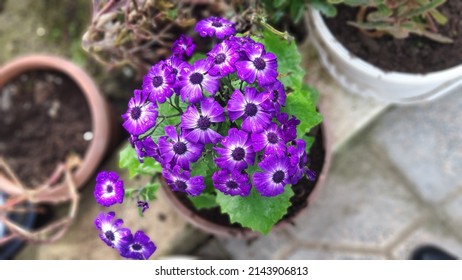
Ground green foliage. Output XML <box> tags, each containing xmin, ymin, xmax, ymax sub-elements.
<box><xmin>313</xmin><ymin>0</ymin><xmax>452</xmax><ymax>43</ymax></box>
<box><xmin>259</xmin><ymin>30</ymin><xmax>322</xmax><ymax>138</ymax></box>
<box><xmin>216</xmin><ymin>187</ymin><xmax>294</xmax><ymax>234</ymax></box>
<box><xmin>258</xmin><ymin>30</ymin><xmax>305</xmax><ymax>90</ymax></box>
<box><xmin>261</xmin><ymin>0</ymin><xmax>308</xmax><ymax>24</ymax></box>
<box><xmin>188</xmin><ymin>193</ymin><xmax>219</xmax><ymax>209</ymax></box>
<box><xmin>283</xmin><ymin>86</ymin><xmax>323</xmax><ymax>139</ymax></box>
<box><xmin>119</xmin><ymin>144</ymin><xmax>162</xmax><ymax>178</ymax></box>
<box><xmin>139</xmin><ymin>183</ymin><xmax>160</xmax><ymax>201</ymax></box>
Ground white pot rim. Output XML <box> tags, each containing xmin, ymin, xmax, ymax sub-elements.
<box><xmin>310</xmin><ymin>8</ymin><xmax>462</xmax><ymax>84</ymax></box>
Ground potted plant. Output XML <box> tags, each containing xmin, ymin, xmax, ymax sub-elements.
<box><xmin>306</xmin><ymin>0</ymin><xmax>462</xmax><ymax>103</ymax></box>
<box><xmin>92</xmin><ymin>15</ymin><xmax>330</xmax><ymax>260</ymax></box>
<box><xmin>82</xmin><ymin>0</ymin><xmax>225</xmax><ymax>76</ymax></box>
<box><xmin>0</xmin><ymin>55</ymin><xmax>115</xmax><ymax>258</ymax></box>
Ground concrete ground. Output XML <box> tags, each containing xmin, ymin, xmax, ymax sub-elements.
<box><xmin>3</xmin><ymin>0</ymin><xmax>462</xmax><ymax>260</ymax></box>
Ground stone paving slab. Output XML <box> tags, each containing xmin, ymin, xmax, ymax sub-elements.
<box><xmin>299</xmin><ymin>41</ymin><xmax>389</xmax><ymax>152</ymax></box>
<box><xmin>390</xmin><ymin>219</ymin><xmax>462</xmax><ymax>260</ymax></box>
<box><xmin>213</xmin><ymin>229</ymin><xmax>294</xmax><ymax>260</ymax></box>
<box><xmin>15</xmin><ymin>143</ymin><xmax>208</xmax><ymax>259</ymax></box>
<box><xmin>441</xmin><ymin>193</ymin><xmax>462</xmax><ymax>238</ymax></box>
<box><xmin>367</xmin><ymin>92</ymin><xmax>462</xmax><ymax>204</ymax></box>
<box><xmin>287</xmin><ymin>139</ymin><xmax>424</xmax><ymax>250</ymax></box>
<box><xmin>287</xmin><ymin>247</ymin><xmax>386</xmax><ymax>260</ymax></box>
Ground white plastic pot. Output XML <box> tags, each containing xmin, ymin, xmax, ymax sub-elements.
<box><xmin>307</xmin><ymin>8</ymin><xmax>462</xmax><ymax>103</ymax></box>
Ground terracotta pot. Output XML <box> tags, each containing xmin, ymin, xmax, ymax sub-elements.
<box><xmin>161</xmin><ymin>112</ymin><xmax>332</xmax><ymax>238</ymax></box>
<box><xmin>0</xmin><ymin>55</ymin><xmax>115</xmax><ymax>201</ymax></box>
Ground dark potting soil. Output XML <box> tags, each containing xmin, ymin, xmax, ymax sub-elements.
<box><xmin>174</xmin><ymin>124</ymin><xmax>326</xmax><ymax>231</ymax></box>
<box><xmin>324</xmin><ymin>0</ymin><xmax>462</xmax><ymax>73</ymax></box>
<box><xmin>0</xmin><ymin>71</ymin><xmax>92</xmax><ymax>187</ymax></box>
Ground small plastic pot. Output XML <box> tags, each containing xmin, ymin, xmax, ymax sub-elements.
<box><xmin>306</xmin><ymin>8</ymin><xmax>462</xmax><ymax>104</ymax></box>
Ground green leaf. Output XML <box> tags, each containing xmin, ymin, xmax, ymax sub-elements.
<box><xmin>309</xmin><ymin>0</ymin><xmax>337</xmax><ymax>17</ymax></box>
<box><xmin>259</xmin><ymin>30</ymin><xmax>304</xmax><ymax>90</ymax></box>
<box><xmin>273</xmin><ymin>0</ymin><xmax>287</xmax><ymax>8</ymax></box>
<box><xmin>190</xmin><ymin>152</ymin><xmax>218</xmax><ymax>191</ymax></box>
<box><xmin>139</xmin><ymin>183</ymin><xmax>160</xmax><ymax>201</ymax></box>
<box><xmin>216</xmin><ymin>187</ymin><xmax>294</xmax><ymax>234</ymax></box>
<box><xmin>189</xmin><ymin>53</ymin><xmax>206</xmax><ymax>64</ymax></box>
<box><xmin>282</xmin><ymin>86</ymin><xmax>323</xmax><ymax>139</ymax></box>
<box><xmin>119</xmin><ymin>144</ymin><xmax>162</xmax><ymax>178</ymax></box>
<box><xmin>303</xmin><ymin>135</ymin><xmax>315</xmax><ymax>151</ymax></box>
<box><xmin>188</xmin><ymin>192</ymin><xmax>219</xmax><ymax>209</ymax></box>
<box><xmin>290</xmin><ymin>0</ymin><xmax>305</xmax><ymax>23</ymax></box>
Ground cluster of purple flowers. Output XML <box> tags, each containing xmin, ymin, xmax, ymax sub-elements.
<box><xmin>93</xmin><ymin>172</ymin><xmax>156</xmax><ymax>259</ymax></box>
<box><xmin>122</xmin><ymin>17</ymin><xmax>315</xmax><ymax>198</ymax></box>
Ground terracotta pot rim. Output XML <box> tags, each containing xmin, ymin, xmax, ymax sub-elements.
<box><xmin>0</xmin><ymin>54</ymin><xmax>112</xmax><ymax>196</ymax></box>
<box><xmin>161</xmin><ymin>108</ymin><xmax>332</xmax><ymax>238</ymax></box>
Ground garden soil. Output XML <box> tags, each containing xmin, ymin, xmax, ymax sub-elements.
<box><xmin>0</xmin><ymin>71</ymin><xmax>92</xmax><ymax>187</ymax></box>
<box><xmin>324</xmin><ymin>0</ymin><xmax>462</xmax><ymax>73</ymax></box>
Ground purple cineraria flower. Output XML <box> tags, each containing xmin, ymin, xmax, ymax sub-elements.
<box><xmin>162</xmin><ymin>165</ymin><xmax>205</xmax><ymax>196</ymax></box>
<box><xmin>251</xmin><ymin>123</ymin><xmax>286</xmax><ymax>156</ymax></box>
<box><xmin>120</xmin><ymin>230</ymin><xmax>156</xmax><ymax>260</ymax></box>
<box><xmin>165</xmin><ymin>56</ymin><xmax>189</xmax><ymax>95</ymax></box>
<box><xmin>214</xmin><ymin>128</ymin><xmax>255</xmax><ymax>171</ymax></box>
<box><xmin>137</xmin><ymin>201</ymin><xmax>149</xmax><ymax>214</ymax></box>
<box><xmin>195</xmin><ymin>16</ymin><xmax>236</xmax><ymax>39</ymax></box>
<box><xmin>172</xmin><ymin>35</ymin><xmax>195</xmax><ymax>58</ymax></box>
<box><xmin>142</xmin><ymin>61</ymin><xmax>175</xmax><ymax>103</ymax></box>
<box><xmin>122</xmin><ymin>90</ymin><xmax>158</xmax><ymax>136</ymax></box>
<box><xmin>235</xmin><ymin>42</ymin><xmax>278</xmax><ymax>87</ymax></box>
<box><xmin>212</xmin><ymin>169</ymin><xmax>251</xmax><ymax>196</ymax></box>
<box><xmin>227</xmin><ymin>87</ymin><xmax>272</xmax><ymax>133</ymax></box>
<box><xmin>130</xmin><ymin>136</ymin><xmax>162</xmax><ymax>164</ymax></box>
<box><xmin>181</xmin><ymin>98</ymin><xmax>225</xmax><ymax>144</ymax></box>
<box><xmin>179</xmin><ymin>59</ymin><xmax>219</xmax><ymax>103</ymax></box>
<box><xmin>94</xmin><ymin>211</ymin><xmax>131</xmax><ymax>251</ymax></box>
<box><xmin>264</xmin><ymin>80</ymin><xmax>286</xmax><ymax>112</ymax></box>
<box><xmin>287</xmin><ymin>139</ymin><xmax>308</xmax><ymax>184</ymax></box>
<box><xmin>253</xmin><ymin>154</ymin><xmax>291</xmax><ymax>197</ymax></box>
<box><xmin>277</xmin><ymin>112</ymin><xmax>300</xmax><ymax>142</ymax></box>
<box><xmin>94</xmin><ymin>171</ymin><xmax>124</xmax><ymax>207</ymax></box>
<box><xmin>206</xmin><ymin>40</ymin><xmax>239</xmax><ymax>77</ymax></box>
<box><xmin>158</xmin><ymin>126</ymin><xmax>203</xmax><ymax>170</ymax></box>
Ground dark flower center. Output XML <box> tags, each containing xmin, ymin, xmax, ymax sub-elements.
<box><xmin>214</xmin><ymin>53</ymin><xmax>226</xmax><ymax>65</ymax></box>
<box><xmin>226</xmin><ymin>180</ymin><xmax>239</xmax><ymax>190</ymax></box>
<box><xmin>132</xmin><ymin>243</ymin><xmax>142</xmax><ymax>251</ymax></box>
<box><xmin>267</xmin><ymin>132</ymin><xmax>279</xmax><ymax>144</ymax></box>
<box><xmin>231</xmin><ymin>147</ymin><xmax>246</xmax><ymax>161</ymax></box>
<box><xmin>272</xmin><ymin>90</ymin><xmax>279</xmax><ymax>101</ymax></box>
<box><xmin>244</xmin><ymin>103</ymin><xmax>258</xmax><ymax>117</ymax></box>
<box><xmin>173</xmin><ymin>142</ymin><xmax>187</xmax><ymax>155</ymax></box>
<box><xmin>189</xmin><ymin>72</ymin><xmax>204</xmax><ymax>85</ymax></box>
<box><xmin>175</xmin><ymin>180</ymin><xmax>187</xmax><ymax>191</ymax></box>
<box><xmin>106</xmin><ymin>184</ymin><xmax>114</xmax><ymax>193</ymax></box>
<box><xmin>253</xmin><ymin>58</ymin><xmax>266</xmax><ymax>70</ymax></box>
<box><xmin>130</xmin><ymin>106</ymin><xmax>142</xmax><ymax>120</ymax></box>
<box><xmin>152</xmin><ymin>76</ymin><xmax>163</xmax><ymax>88</ymax></box>
<box><xmin>172</xmin><ymin>68</ymin><xmax>178</xmax><ymax>75</ymax></box>
<box><xmin>105</xmin><ymin>230</ymin><xmax>115</xmax><ymax>241</ymax></box>
<box><xmin>272</xmin><ymin>170</ymin><xmax>285</xmax><ymax>184</ymax></box>
<box><xmin>197</xmin><ymin>116</ymin><xmax>211</xmax><ymax>130</ymax></box>
<box><xmin>212</xmin><ymin>20</ymin><xmax>223</xmax><ymax>28</ymax></box>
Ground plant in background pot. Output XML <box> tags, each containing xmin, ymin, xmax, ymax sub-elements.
<box><xmin>93</xmin><ymin>16</ymin><xmax>330</xmax><ymax>260</ymax></box>
<box><xmin>307</xmin><ymin>0</ymin><xmax>462</xmax><ymax>103</ymax></box>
